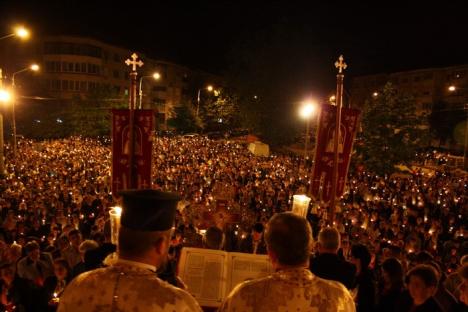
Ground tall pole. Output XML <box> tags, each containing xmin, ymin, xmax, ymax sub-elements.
<box><xmin>11</xmin><ymin>76</ymin><xmax>18</xmax><ymax>157</ymax></box>
<box><xmin>304</xmin><ymin>118</ymin><xmax>310</xmax><ymax>159</ymax></box>
<box><xmin>125</xmin><ymin>53</ymin><xmax>143</xmax><ymax>189</ymax></box>
<box><xmin>329</xmin><ymin>55</ymin><xmax>347</xmax><ymax>224</ymax></box>
<box><xmin>464</xmin><ymin>104</ymin><xmax>468</xmax><ymax>169</ymax></box>
<box><xmin>138</xmin><ymin>76</ymin><xmax>144</xmax><ymax>109</ymax></box>
<box><xmin>0</xmin><ymin>69</ymin><xmax>4</xmax><ymax>174</ymax></box>
<box><xmin>196</xmin><ymin>88</ymin><xmax>201</xmax><ymax>117</ymax></box>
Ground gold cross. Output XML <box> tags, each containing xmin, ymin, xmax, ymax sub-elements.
<box><xmin>335</xmin><ymin>55</ymin><xmax>347</xmax><ymax>73</ymax></box>
<box><xmin>125</xmin><ymin>53</ymin><xmax>144</xmax><ymax>72</ymax></box>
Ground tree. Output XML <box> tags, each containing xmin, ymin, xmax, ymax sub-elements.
<box><xmin>167</xmin><ymin>103</ymin><xmax>202</xmax><ymax>133</ymax></box>
<box><xmin>67</xmin><ymin>86</ymin><xmax>127</xmax><ymax>137</ymax></box>
<box><xmin>201</xmin><ymin>90</ymin><xmax>240</xmax><ymax>131</ymax></box>
<box><xmin>356</xmin><ymin>83</ymin><xmax>430</xmax><ymax>174</ymax></box>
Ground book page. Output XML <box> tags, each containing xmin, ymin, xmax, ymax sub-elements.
<box><xmin>226</xmin><ymin>252</ymin><xmax>273</xmax><ymax>295</ymax></box>
<box><xmin>178</xmin><ymin>247</ymin><xmax>228</xmax><ymax>307</ymax></box>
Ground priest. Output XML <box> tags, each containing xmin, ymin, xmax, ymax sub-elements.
<box><xmin>58</xmin><ymin>189</ymin><xmax>202</xmax><ymax>312</ymax></box>
<box><xmin>219</xmin><ymin>212</ymin><xmax>355</xmax><ymax>312</ymax></box>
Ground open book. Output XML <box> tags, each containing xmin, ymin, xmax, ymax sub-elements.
<box><xmin>178</xmin><ymin>247</ymin><xmax>273</xmax><ymax>307</ymax></box>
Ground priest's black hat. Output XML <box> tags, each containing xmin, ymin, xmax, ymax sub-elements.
<box><xmin>119</xmin><ymin>189</ymin><xmax>180</xmax><ymax>231</ymax></box>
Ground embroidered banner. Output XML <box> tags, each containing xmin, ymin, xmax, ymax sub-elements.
<box><xmin>310</xmin><ymin>104</ymin><xmax>360</xmax><ymax>203</ymax></box>
<box><xmin>112</xmin><ymin>109</ymin><xmax>153</xmax><ymax>194</ymax></box>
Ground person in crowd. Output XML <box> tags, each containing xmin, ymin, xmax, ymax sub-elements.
<box><xmin>349</xmin><ymin>243</ymin><xmax>376</xmax><ymax>312</ymax></box>
<box><xmin>0</xmin><ymin>262</ymin><xmax>39</xmax><ymax>311</ymax></box>
<box><xmin>42</xmin><ymin>258</ymin><xmax>73</xmax><ymax>311</ymax></box>
<box><xmin>444</xmin><ymin>255</ymin><xmax>468</xmax><ymax>299</ymax></box>
<box><xmin>203</xmin><ymin>226</ymin><xmax>224</xmax><ymax>250</ymax></box>
<box><xmin>310</xmin><ymin>227</ymin><xmax>356</xmax><ymax>289</ymax></box>
<box><xmin>16</xmin><ymin>241</ymin><xmax>54</xmax><ymax>286</ymax></box>
<box><xmin>396</xmin><ymin>264</ymin><xmax>443</xmax><ymax>312</ymax></box>
<box><xmin>458</xmin><ymin>263</ymin><xmax>468</xmax><ymax>307</ymax></box>
<box><xmin>61</xmin><ymin>230</ymin><xmax>82</xmax><ymax>269</ymax></box>
<box><xmin>71</xmin><ymin>239</ymin><xmax>99</xmax><ymax>277</ymax></box>
<box><xmin>239</xmin><ymin>222</ymin><xmax>267</xmax><ymax>254</ymax></box>
<box><xmin>58</xmin><ymin>189</ymin><xmax>202</xmax><ymax>312</ymax></box>
<box><xmin>219</xmin><ymin>212</ymin><xmax>355</xmax><ymax>312</ymax></box>
<box><xmin>376</xmin><ymin>257</ymin><xmax>405</xmax><ymax>312</ymax></box>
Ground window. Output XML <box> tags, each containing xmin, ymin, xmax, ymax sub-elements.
<box><xmin>81</xmin><ymin>63</ymin><xmax>87</xmax><ymax>73</ymax></box>
<box><xmin>80</xmin><ymin>81</ymin><xmax>87</xmax><ymax>91</ymax></box>
<box><xmin>62</xmin><ymin>80</ymin><xmax>69</xmax><ymax>90</ymax></box>
<box><xmin>114</xmin><ymin>85</ymin><xmax>121</xmax><ymax>93</ymax></box>
<box><xmin>74</xmin><ymin>81</ymin><xmax>80</xmax><ymax>91</ymax></box>
<box><xmin>68</xmin><ymin>63</ymin><xmax>74</xmax><ymax>72</ymax></box>
<box><xmin>75</xmin><ymin>63</ymin><xmax>81</xmax><ymax>72</ymax></box>
<box><xmin>113</xmin><ymin>53</ymin><xmax>120</xmax><ymax>62</ymax></box>
<box><xmin>153</xmin><ymin>98</ymin><xmax>166</xmax><ymax>105</ymax></box>
<box><xmin>62</xmin><ymin>62</ymin><xmax>68</xmax><ymax>72</ymax></box>
<box><xmin>152</xmin><ymin>86</ymin><xmax>167</xmax><ymax>92</ymax></box>
<box><xmin>45</xmin><ymin>61</ymin><xmax>54</xmax><ymax>72</ymax></box>
<box><xmin>113</xmin><ymin>70</ymin><xmax>120</xmax><ymax>78</ymax></box>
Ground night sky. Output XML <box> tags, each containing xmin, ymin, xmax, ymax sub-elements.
<box><xmin>1</xmin><ymin>1</ymin><xmax>468</xmax><ymax>91</ymax></box>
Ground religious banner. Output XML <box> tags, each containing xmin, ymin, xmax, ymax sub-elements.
<box><xmin>310</xmin><ymin>104</ymin><xmax>360</xmax><ymax>203</ymax></box>
<box><xmin>112</xmin><ymin>109</ymin><xmax>153</xmax><ymax>194</ymax></box>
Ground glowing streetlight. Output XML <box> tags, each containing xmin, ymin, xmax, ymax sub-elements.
<box><xmin>372</xmin><ymin>92</ymin><xmax>379</xmax><ymax>97</ymax></box>
<box><xmin>448</xmin><ymin>85</ymin><xmax>456</xmax><ymax>92</ymax></box>
<box><xmin>0</xmin><ymin>90</ymin><xmax>11</xmax><ymax>103</ymax></box>
<box><xmin>139</xmin><ymin>71</ymin><xmax>161</xmax><ymax>109</ymax></box>
<box><xmin>0</xmin><ymin>26</ymin><xmax>31</xmax><ymax>41</ymax></box>
<box><xmin>299</xmin><ymin>101</ymin><xmax>317</xmax><ymax>158</ymax></box>
<box><xmin>196</xmin><ymin>85</ymin><xmax>216</xmax><ymax>117</ymax></box>
<box><xmin>15</xmin><ymin>26</ymin><xmax>30</xmax><ymax>39</ymax></box>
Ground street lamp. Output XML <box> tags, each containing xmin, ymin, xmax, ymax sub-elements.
<box><xmin>299</xmin><ymin>100</ymin><xmax>317</xmax><ymax>159</ymax></box>
<box><xmin>448</xmin><ymin>85</ymin><xmax>468</xmax><ymax>169</ymax></box>
<box><xmin>196</xmin><ymin>85</ymin><xmax>215</xmax><ymax>117</ymax></box>
<box><xmin>11</xmin><ymin>64</ymin><xmax>40</xmax><ymax>156</ymax></box>
<box><xmin>0</xmin><ymin>89</ymin><xmax>11</xmax><ymax>174</ymax></box>
<box><xmin>0</xmin><ymin>26</ymin><xmax>30</xmax><ymax>41</ymax></box>
<box><xmin>138</xmin><ymin>72</ymin><xmax>161</xmax><ymax>109</ymax></box>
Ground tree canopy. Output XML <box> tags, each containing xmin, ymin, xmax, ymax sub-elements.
<box><xmin>356</xmin><ymin>83</ymin><xmax>430</xmax><ymax>174</ymax></box>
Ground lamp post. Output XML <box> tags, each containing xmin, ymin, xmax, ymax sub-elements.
<box><xmin>11</xmin><ymin>64</ymin><xmax>39</xmax><ymax>156</ymax></box>
<box><xmin>0</xmin><ymin>26</ymin><xmax>30</xmax><ymax>41</ymax></box>
<box><xmin>138</xmin><ymin>72</ymin><xmax>161</xmax><ymax>109</ymax></box>
<box><xmin>0</xmin><ymin>89</ymin><xmax>11</xmax><ymax>174</ymax></box>
<box><xmin>448</xmin><ymin>85</ymin><xmax>468</xmax><ymax>169</ymax></box>
<box><xmin>196</xmin><ymin>85</ymin><xmax>214</xmax><ymax>117</ymax></box>
<box><xmin>299</xmin><ymin>101</ymin><xmax>317</xmax><ymax>159</ymax></box>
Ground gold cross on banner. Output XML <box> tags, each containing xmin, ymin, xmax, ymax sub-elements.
<box><xmin>125</xmin><ymin>53</ymin><xmax>144</xmax><ymax>72</ymax></box>
<box><xmin>335</xmin><ymin>55</ymin><xmax>347</xmax><ymax>73</ymax></box>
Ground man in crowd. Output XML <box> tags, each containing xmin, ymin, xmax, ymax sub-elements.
<box><xmin>310</xmin><ymin>227</ymin><xmax>356</xmax><ymax>289</ymax></box>
<box><xmin>58</xmin><ymin>189</ymin><xmax>202</xmax><ymax>312</ymax></box>
<box><xmin>17</xmin><ymin>241</ymin><xmax>54</xmax><ymax>286</ymax></box>
<box><xmin>239</xmin><ymin>222</ymin><xmax>267</xmax><ymax>254</ymax></box>
<box><xmin>219</xmin><ymin>212</ymin><xmax>355</xmax><ymax>312</ymax></box>
<box><xmin>62</xmin><ymin>229</ymin><xmax>82</xmax><ymax>269</ymax></box>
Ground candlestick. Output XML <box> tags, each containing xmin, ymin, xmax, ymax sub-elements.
<box><xmin>292</xmin><ymin>195</ymin><xmax>311</xmax><ymax>218</ymax></box>
<box><xmin>109</xmin><ymin>206</ymin><xmax>122</xmax><ymax>245</ymax></box>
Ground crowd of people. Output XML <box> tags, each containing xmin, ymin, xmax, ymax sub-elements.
<box><xmin>0</xmin><ymin>136</ymin><xmax>466</xmax><ymax>311</ymax></box>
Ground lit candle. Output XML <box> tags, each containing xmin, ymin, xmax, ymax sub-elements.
<box><xmin>109</xmin><ymin>206</ymin><xmax>122</xmax><ymax>245</ymax></box>
<box><xmin>291</xmin><ymin>195</ymin><xmax>311</xmax><ymax>218</ymax></box>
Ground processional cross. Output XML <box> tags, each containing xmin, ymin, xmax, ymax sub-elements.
<box><xmin>125</xmin><ymin>53</ymin><xmax>144</xmax><ymax>72</ymax></box>
<box><xmin>334</xmin><ymin>55</ymin><xmax>347</xmax><ymax>74</ymax></box>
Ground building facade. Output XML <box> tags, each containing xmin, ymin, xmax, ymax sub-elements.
<box><xmin>350</xmin><ymin>64</ymin><xmax>468</xmax><ymax>114</ymax></box>
<box><xmin>1</xmin><ymin>35</ymin><xmax>221</xmax><ymax>130</ymax></box>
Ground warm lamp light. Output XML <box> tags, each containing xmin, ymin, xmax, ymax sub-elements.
<box><xmin>299</xmin><ymin>102</ymin><xmax>316</xmax><ymax>119</ymax></box>
<box><xmin>0</xmin><ymin>90</ymin><xmax>11</xmax><ymax>103</ymax></box>
<box><xmin>15</xmin><ymin>26</ymin><xmax>30</xmax><ymax>39</ymax></box>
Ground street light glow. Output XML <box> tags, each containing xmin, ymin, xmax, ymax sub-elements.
<box><xmin>372</xmin><ymin>92</ymin><xmax>379</xmax><ymax>97</ymax></box>
<box><xmin>299</xmin><ymin>101</ymin><xmax>316</xmax><ymax>119</ymax></box>
<box><xmin>0</xmin><ymin>90</ymin><xmax>11</xmax><ymax>103</ymax></box>
<box><xmin>30</xmin><ymin>64</ymin><xmax>40</xmax><ymax>71</ymax></box>
<box><xmin>15</xmin><ymin>26</ymin><xmax>30</xmax><ymax>39</ymax></box>
<box><xmin>329</xmin><ymin>95</ymin><xmax>336</xmax><ymax>102</ymax></box>
<box><xmin>207</xmin><ymin>85</ymin><xmax>214</xmax><ymax>92</ymax></box>
<box><xmin>448</xmin><ymin>85</ymin><xmax>456</xmax><ymax>92</ymax></box>
<box><xmin>152</xmin><ymin>72</ymin><xmax>161</xmax><ymax>80</ymax></box>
